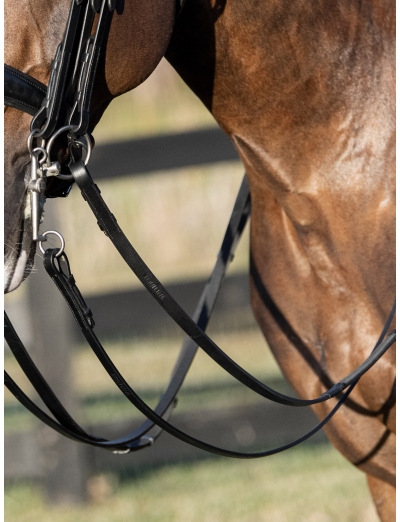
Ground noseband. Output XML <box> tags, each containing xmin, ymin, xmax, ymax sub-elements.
<box><xmin>5</xmin><ymin>65</ymin><xmax>46</xmax><ymax>116</ymax></box>
<box><xmin>4</xmin><ymin>0</ymin><xmax>396</xmax><ymax>457</ymax></box>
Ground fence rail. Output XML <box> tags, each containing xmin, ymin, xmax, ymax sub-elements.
<box><xmin>91</xmin><ymin>126</ymin><xmax>239</xmax><ymax>178</ymax></box>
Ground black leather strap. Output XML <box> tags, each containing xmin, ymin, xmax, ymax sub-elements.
<box><xmin>5</xmin><ymin>169</ymin><xmax>395</xmax><ymax>456</ymax></box>
<box><xmin>69</xmin><ymin>160</ymin><xmax>397</xmax><ymax>407</ymax></box>
<box><xmin>4</xmin><ymin>65</ymin><xmax>46</xmax><ymax>116</ymax></box>
<box><xmin>5</xmin><ymin>311</ymin><xmax>175</xmax><ymax>451</ymax></box>
<box><xmin>4</xmin><ymin>239</ymin><xmax>356</xmax><ymax>457</ymax></box>
<box><xmin>29</xmin><ymin>0</ymin><xmax>87</xmax><ymax>137</ymax></box>
<box><xmin>4</xmin><ymin>364</ymin><xmax>354</xmax><ymax>458</ymax></box>
<box><xmin>29</xmin><ymin>0</ymin><xmax>115</xmax><ymax>138</ymax></box>
<box><xmin>5</xmin><ymin>176</ymin><xmax>251</xmax><ymax>452</ymax></box>
<box><xmin>3</xmin><ymin>0</ymin><xmax>396</xmax><ymax>457</ymax></box>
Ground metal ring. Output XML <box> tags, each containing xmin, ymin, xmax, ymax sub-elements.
<box><xmin>45</xmin><ymin>125</ymin><xmax>78</xmax><ymax>166</ymax></box>
<box><xmin>45</xmin><ymin>126</ymin><xmax>92</xmax><ymax>167</ymax></box>
<box><xmin>69</xmin><ymin>133</ymin><xmax>93</xmax><ymax>166</ymax></box>
<box><xmin>82</xmin><ymin>133</ymin><xmax>93</xmax><ymax>166</ymax></box>
<box><xmin>112</xmin><ymin>448</ymin><xmax>131</xmax><ymax>455</ymax></box>
<box><xmin>38</xmin><ymin>230</ymin><xmax>65</xmax><ymax>258</ymax></box>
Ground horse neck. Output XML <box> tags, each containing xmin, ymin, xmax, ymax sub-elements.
<box><xmin>166</xmin><ymin>0</ymin><xmax>395</xmax><ymax>194</ymax></box>
<box><xmin>4</xmin><ymin>0</ymin><xmax>70</xmax><ymax>83</ymax></box>
<box><xmin>166</xmin><ymin>0</ymin><xmax>395</xmax><ymax>312</ymax></box>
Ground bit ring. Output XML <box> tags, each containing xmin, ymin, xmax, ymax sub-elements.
<box><xmin>38</xmin><ymin>230</ymin><xmax>65</xmax><ymax>258</ymax></box>
<box><xmin>69</xmin><ymin>133</ymin><xmax>93</xmax><ymax>166</ymax></box>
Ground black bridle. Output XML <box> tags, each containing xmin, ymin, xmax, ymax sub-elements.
<box><xmin>4</xmin><ymin>0</ymin><xmax>396</xmax><ymax>457</ymax></box>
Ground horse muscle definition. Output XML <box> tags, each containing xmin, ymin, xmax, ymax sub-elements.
<box><xmin>4</xmin><ymin>1</ymin><xmax>395</xmax><ymax>520</ymax></box>
<box><xmin>168</xmin><ymin>2</ymin><xmax>396</xmax><ymax>519</ymax></box>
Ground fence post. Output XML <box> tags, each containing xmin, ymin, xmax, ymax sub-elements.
<box><xmin>27</xmin><ymin>199</ymin><xmax>88</xmax><ymax>505</ymax></box>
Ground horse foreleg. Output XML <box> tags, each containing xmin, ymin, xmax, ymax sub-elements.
<box><xmin>367</xmin><ymin>474</ymin><xmax>396</xmax><ymax>522</ymax></box>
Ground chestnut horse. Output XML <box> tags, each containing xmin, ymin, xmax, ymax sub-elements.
<box><xmin>4</xmin><ymin>1</ymin><xmax>395</xmax><ymax>520</ymax></box>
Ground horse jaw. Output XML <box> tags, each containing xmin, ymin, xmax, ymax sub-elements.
<box><xmin>4</xmin><ymin>186</ymin><xmax>43</xmax><ymax>293</ymax></box>
<box><xmin>4</xmin><ymin>106</ymin><xmax>41</xmax><ymax>294</ymax></box>
<box><xmin>5</xmin><ymin>249</ymin><xmax>32</xmax><ymax>294</ymax></box>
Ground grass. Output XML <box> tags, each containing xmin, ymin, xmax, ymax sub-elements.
<box><xmin>4</xmin><ymin>445</ymin><xmax>379</xmax><ymax>522</ymax></box>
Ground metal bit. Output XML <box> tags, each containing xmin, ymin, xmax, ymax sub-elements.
<box><xmin>28</xmin><ymin>150</ymin><xmax>47</xmax><ymax>241</ymax></box>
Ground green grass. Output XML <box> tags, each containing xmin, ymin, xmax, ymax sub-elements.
<box><xmin>5</xmin><ymin>445</ymin><xmax>378</xmax><ymax>522</ymax></box>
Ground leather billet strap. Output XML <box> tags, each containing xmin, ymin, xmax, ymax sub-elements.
<box><xmin>30</xmin><ymin>0</ymin><xmax>115</xmax><ymax>138</ymax></box>
<box><xmin>4</xmin><ymin>65</ymin><xmax>46</xmax><ymax>116</ymax></box>
<box><xmin>4</xmin><ymin>0</ymin><xmax>115</xmax><ymax>199</ymax></box>
<box><xmin>4</xmin><ymin>1</ymin><xmax>115</xmax><ymax>139</ymax></box>
<box><xmin>6</xmin><ymin>0</ymin><xmax>180</xmax><ymax>139</ymax></box>
<box><xmin>70</xmin><ymin>160</ymin><xmax>397</xmax><ymax>407</ymax></box>
<box><xmin>4</xmin><ymin>0</ymin><xmax>184</xmax><ymax>134</ymax></box>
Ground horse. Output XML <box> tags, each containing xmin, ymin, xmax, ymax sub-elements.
<box><xmin>4</xmin><ymin>1</ymin><xmax>395</xmax><ymax>520</ymax></box>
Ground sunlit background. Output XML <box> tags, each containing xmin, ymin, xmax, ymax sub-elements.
<box><xmin>4</xmin><ymin>59</ymin><xmax>379</xmax><ymax>522</ymax></box>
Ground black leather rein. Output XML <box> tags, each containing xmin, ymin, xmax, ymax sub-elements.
<box><xmin>5</xmin><ymin>165</ymin><xmax>395</xmax><ymax>455</ymax></box>
<box><xmin>4</xmin><ymin>0</ymin><xmax>396</xmax><ymax>457</ymax></box>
